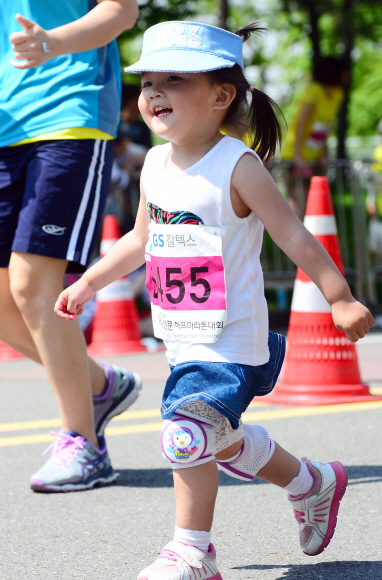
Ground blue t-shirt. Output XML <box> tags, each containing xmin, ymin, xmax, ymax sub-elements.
<box><xmin>0</xmin><ymin>0</ymin><xmax>121</xmax><ymax>147</ymax></box>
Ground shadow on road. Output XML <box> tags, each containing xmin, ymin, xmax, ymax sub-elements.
<box><xmin>233</xmin><ymin>561</ymin><xmax>382</xmax><ymax>579</ymax></box>
<box><xmin>114</xmin><ymin>465</ymin><xmax>382</xmax><ymax>488</ymax></box>
<box><xmin>346</xmin><ymin>465</ymin><xmax>382</xmax><ymax>485</ymax></box>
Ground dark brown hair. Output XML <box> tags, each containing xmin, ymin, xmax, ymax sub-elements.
<box><xmin>313</xmin><ymin>56</ymin><xmax>348</xmax><ymax>86</ymax></box>
<box><xmin>208</xmin><ymin>24</ymin><xmax>283</xmax><ymax>163</ymax></box>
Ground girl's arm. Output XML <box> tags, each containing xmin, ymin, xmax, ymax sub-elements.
<box><xmin>55</xmin><ymin>185</ymin><xmax>149</xmax><ymax>319</ymax></box>
<box><xmin>10</xmin><ymin>0</ymin><xmax>138</xmax><ymax>70</ymax></box>
<box><xmin>231</xmin><ymin>154</ymin><xmax>375</xmax><ymax>342</ymax></box>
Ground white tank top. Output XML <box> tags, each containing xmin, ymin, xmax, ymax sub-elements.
<box><xmin>141</xmin><ymin>135</ymin><xmax>269</xmax><ymax>367</ymax></box>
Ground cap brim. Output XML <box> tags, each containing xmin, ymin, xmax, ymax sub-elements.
<box><xmin>124</xmin><ymin>49</ymin><xmax>237</xmax><ymax>74</ymax></box>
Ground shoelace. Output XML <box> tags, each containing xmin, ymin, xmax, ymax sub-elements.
<box><xmin>41</xmin><ymin>431</ymin><xmax>86</xmax><ymax>466</ymax></box>
<box><xmin>293</xmin><ymin>509</ymin><xmax>306</xmax><ymax>523</ymax></box>
<box><xmin>293</xmin><ymin>497</ymin><xmax>330</xmax><ymax>524</ymax></box>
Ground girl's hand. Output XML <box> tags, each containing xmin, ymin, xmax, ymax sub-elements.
<box><xmin>9</xmin><ymin>14</ymin><xmax>54</xmax><ymax>69</ymax></box>
<box><xmin>54</xmin><ymin>278</ymin><xmax>96</xmax><ymax>320</ymax></box>
<box><xmin>331</xmin><ymin>299</ymin><xmax>375</xmax><ymax>342</ymax></box>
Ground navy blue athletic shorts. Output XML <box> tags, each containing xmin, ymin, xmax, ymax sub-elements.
<box><xmin>0</xmin><ymin>139</ymin><xmax>113</xmax><ymax>272</ymax></box>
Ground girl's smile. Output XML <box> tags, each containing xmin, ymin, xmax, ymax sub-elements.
<box><xmin>138</xmin><ymin>71</ymin><xmax>222</xmax><ymax>144</ymax></box>
<box><xmin>153</xmin><ymin>106</ymin><xmax>173</xmax><ymax>117</ymax></box>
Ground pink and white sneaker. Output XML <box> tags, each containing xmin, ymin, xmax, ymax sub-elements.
<box><xmin>288</xmin><ymin>460</ymin><xmax>348</xmax><ymax>556</ymax></box>
<box><xmin>137</xmin><ymin>541</ymin><xmax>223</xmax><ymax>580</ymax></box>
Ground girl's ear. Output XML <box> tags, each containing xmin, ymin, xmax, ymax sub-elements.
<box><xmin>213</xmin><ymin>83</ymin><xmax>236</xmax><ymax>110</ymax></box>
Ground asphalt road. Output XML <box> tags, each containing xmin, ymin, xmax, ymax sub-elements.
<box><xmin>0</xmin><ymin>334</ymin><xmax>381</xmax><ymax>580</ymax></box>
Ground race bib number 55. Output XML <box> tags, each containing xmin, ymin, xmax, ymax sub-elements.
<box><xmin>145</xmin><ymin>223</ymin><xmax>227</xmax><ymax>343</ymax></box>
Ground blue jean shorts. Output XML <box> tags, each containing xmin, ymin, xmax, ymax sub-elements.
<box><xmin>161</xmin><ymin>331</ymin><xmax>286</xmax><ymax>429</ymax></box>
<box><xmin>0</xmin><ymin>139</ymin><xmax>113</xmax><ymax>272</ymax></box>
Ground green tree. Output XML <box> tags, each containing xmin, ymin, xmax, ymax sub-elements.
<box><xmin>349</xmin><ymin>41</ymin><xmax>382</xmax><ymax>138</ymax></box>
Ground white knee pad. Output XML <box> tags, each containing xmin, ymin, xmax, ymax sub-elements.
<box><xmin>161</xmin><ymin>415</ymin><xmax>216</xmax><ymax>469</ymax></box>
<box><xmin>216</xmin><ymin>424</ymin><xmax>275</xmax><ymax>481</ymax></box>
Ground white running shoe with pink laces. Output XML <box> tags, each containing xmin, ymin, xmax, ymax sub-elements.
<box><xmin>137</xmin><ymin>541</ymin><xmax>222</xmax><ymax>580</ymax></box>
<box><xmin>288</xmin><ymin>460</ymin><xmax>348</xmax><ymax>556</ymax></box>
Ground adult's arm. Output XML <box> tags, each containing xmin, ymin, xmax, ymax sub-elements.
<box><xmin>10</xmin><ymin>0</ymin><xmax>139</xmax><ymax>70</ymax></box>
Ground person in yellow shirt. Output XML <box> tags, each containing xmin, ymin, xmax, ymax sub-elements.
<box><xmin>281</xmin><ymin>56</ymin><xmax>347</xmax><ymax>214</ymax></box>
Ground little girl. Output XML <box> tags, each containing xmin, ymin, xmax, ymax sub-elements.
<box><xmin>55</xmin><ymin>21</ymin><xmax>374</xmax><ymax>580</ymax></box>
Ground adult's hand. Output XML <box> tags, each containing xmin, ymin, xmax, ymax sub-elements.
<box><xmin>9</xmin><ymin>1</ymin><xmax>138</xmax><ymax>70</ymax></box>
<box><xmin>10</xmin><ymin>14</ymin><xmax>53</xmax><ymax>69</ymax></box>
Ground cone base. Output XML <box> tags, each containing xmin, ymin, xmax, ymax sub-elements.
<box><xmin>263</xmin><ymin>383</ymin><xmax>382</xmax><ymax>406</ymax></box>
<box><xmin>88</xmin><ymin>340</ymin><xmax>147</xmax><ymax>357</ymax></box>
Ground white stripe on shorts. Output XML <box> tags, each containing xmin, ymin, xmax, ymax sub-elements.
<box><xmin>66</xmin><ymin>139</ymin><xmax>101</xmax><ymax>263</ymax></box>
<box><xmin>80</xmin><ymin>139</ymin><xmax>107</xmax><ymax>265</ymax></box>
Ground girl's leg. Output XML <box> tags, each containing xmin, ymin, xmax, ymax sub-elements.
<box><xmin>256</xmin><ymin>442</ymin><xmax>301</xmax><ymax>486</ymax></box>
<box><xmin>138</xmin><ymin>413</ymin><xmax>227</xmax><ymax>579</ymax></box>
<box><xmin>216</xmin><ymin>427</ymin><xmax>313</xmax><ymax>493</ymax></box>
<box><xmin>173</xmin><ymin>461</ymin><xmax>219</xmax><ymax>532</ymax></box>
<box><xmin>138</xmin><ymin>459</ymin><xmax>222</xmax><ymax>580</ymax></box>
<box><xmin>217</xmin><ymin>425</ymin><xmax>348</xmax><ymax>557</ymax></box>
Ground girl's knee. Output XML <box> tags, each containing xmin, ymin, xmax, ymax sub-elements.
<box><xmin>161</xmin><ymin>415</ymin><xmax>217</xmax><ymax>469</ymax></box>
<box><xmin>216</xmin><ymin>425</ymin><xmax>274</xmax><ymax>481</ymax></box>
<box><xmin>215</xmin><ymin>438</ymin><xmax>244</xmax><ymax>461</ymax></box>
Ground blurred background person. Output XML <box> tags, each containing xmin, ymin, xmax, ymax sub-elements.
<box><xmin>107</xmin><ymin>115</ymin><xmax>149</xmax><ymax>233</ymax></box>
<box><xmin>120</xmin><ymin>83</ymin><xmax>152</xmax><ymax>149</ymax></box>
<box><xmin>281</xmin><ymin>56</ymin><xmax>348</xmax><ymax>215</ymax></box>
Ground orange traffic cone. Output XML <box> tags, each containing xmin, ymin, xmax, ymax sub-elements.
<box><xmin>0</xmin><ymin>340</ymin><xmax>24</xmax><ymax>362</ymax></box>
<box><xmin>87</xmin><ymin>216</ymin><xmax>146</xmax><ymax>356</ymax></box>
<box><xmin>265</xmin><ymin>176</ymin><xmax>382</xmax><ymax>406</ymax></box>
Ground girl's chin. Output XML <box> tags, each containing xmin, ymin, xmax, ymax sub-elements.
<box><xmin>150</xmin><ymin>124</ymin><xmax>175</xmax><ymax>140</ymax></box>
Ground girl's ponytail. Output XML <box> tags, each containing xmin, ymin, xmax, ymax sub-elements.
<box><xmin>246</xmin><ymin>85</ymin><xmax>283</xmax><ymax>163</ymax></box>
<box><xmin>236</xmin><ymin>25</ymin><xmax>283</xmax><ymax>163</ymax></box>
<box><xmin>208</xmin><ymin>24</ymin><xmax>284</xmax><ymax>163</ymax></box>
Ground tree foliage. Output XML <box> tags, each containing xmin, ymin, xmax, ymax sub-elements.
<box><xmin>279</xmin><ymin>0</ymin><xmax>382</xmax><ymax>155</ymax></box>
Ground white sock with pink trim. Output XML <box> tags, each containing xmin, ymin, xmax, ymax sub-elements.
<box><xmin>174</xmin><ymin>525</ymin><xmax>211</xmax><ymax>553</ymax></box>
<box><xmin>284</xmin><ymin>460</ymin><xmax>314</xmax><ymax>497</ymax></box>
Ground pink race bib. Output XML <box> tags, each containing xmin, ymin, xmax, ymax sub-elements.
<box><xmin>145</xmin><ymin>223</ymin><xmax>227</xmax><ymax>343</ymax></box>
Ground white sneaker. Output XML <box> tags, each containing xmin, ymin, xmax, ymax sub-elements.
<box><xmin>30</xmin><ymin>432</ymin><xmax>116</xmax><ymax>492</ymax></box>
<box><xmin>288</xmin><ymin>460</ymin><xmax>348</xmax><ymax>556</ymax></box>
<box><xmin>137</xmin><ymin>541</ymin><xmax>222</xmax><ymax>580</ymax></box>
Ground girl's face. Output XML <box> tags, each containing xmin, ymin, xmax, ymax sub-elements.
<box><xmin>138</xmin><ymin>71</ymin><xmax>221</xmax><ymax>143</ymax></box>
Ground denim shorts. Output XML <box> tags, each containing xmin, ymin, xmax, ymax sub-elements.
<box><xmin>161</xmin><ymin>331</ymin><xmax>286</xmax><ymax>429</ymax></box>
